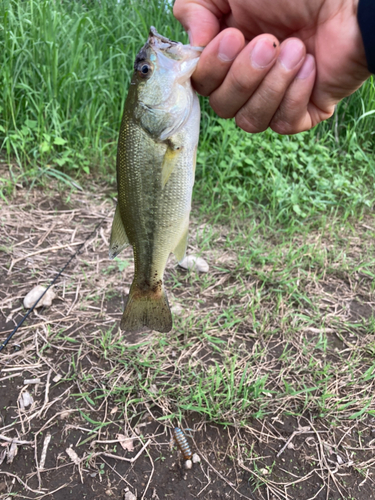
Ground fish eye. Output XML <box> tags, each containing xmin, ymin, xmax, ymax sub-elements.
<box><xmin>138</xmin><ymin>62</ymin><xmax>153</xmax><ymax>78</ymax></box>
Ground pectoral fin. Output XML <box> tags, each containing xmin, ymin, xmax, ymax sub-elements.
<box><xmin>109</xmin><ymin>204</ymin><xmax>129</xmax><ymax>259</ymax></box>
<box><xmin>173</xmin><ymin>225</ymin><xmax>189</xmax><ymax>262</ymax></box>
<box><xmin>161</xmin><ymin>146</ymin><xmax>183</xmax><ymax>188</ymax></box>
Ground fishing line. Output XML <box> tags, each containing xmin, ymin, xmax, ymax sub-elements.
<box><xmin>0</xmin><ymin>220</ymin><xmax>103</xmax><ymax>353</ymax></box>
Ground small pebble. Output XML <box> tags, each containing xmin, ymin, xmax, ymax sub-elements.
<box><xmin>124</xmin><ymin>491</ymin><xmax>136</xmax><ymax>500</ymax></box>
<box><xmin>171</xmin><ymin>302</ymin><xmax>184</xmax><ymax>315</ymax></box>
<box><xmin>192</xmin><ymin>453</ymin><xmax>201</xmax><ymax>464</ymax></box>
<box><xmin>19</xmin><ymin>391</ymin><xmax>34</xmax><ymax>409</ymax></box>
<box><xmin>23</xmin><ymin>285</ymin><xmax>56</xmax><ymax>309</ymax></box>
<box><xmin>183</xmin><ymin>459</ymin><xmax>192</xmax><ymax>470</ymax></box>
<box><xmin>178</xmin><ymin>255</ymin><xmax>209</xmax><ymax>273</ymax></box>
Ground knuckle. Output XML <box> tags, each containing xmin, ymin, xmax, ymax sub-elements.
<box><xmin>230</xmin><ymin>71</ymin><xmax>253</xmax><ymax>95</ymax></box>
<box><xmin>260</xmin><ymin>84</ymin><xmax>281</xmax><ymax>102</ymax></box>
<box><xmin>209</xmin><ymin>96</ymin><xmax>235</xmax><ymax>119</ymax></box>
<box><xmin>194</xmin><ymin>81</ymin><xmax>211</xmax><ymax>97</ymax></box>
<box><xmin>270</xmin><ymin>99</ymin><xmax>302</xmax><ymax>134</ymax></box>
<box><xmin>271</xmin><ymin>120</ymin><xmax>299</xmax><ymax>135</ymax></box>
<box><xmin>235</xmin><ymin>113</ymin><xmax>267</xmax><ymax>134</ymax></box>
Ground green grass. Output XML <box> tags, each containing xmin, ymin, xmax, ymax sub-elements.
<box><xmin>0</xmin><ymin>0</ymin><xmax>186</xmax><ymax>174</ymax></box>
<box><xmin>82</xmin><ymin>213</ymin><xmax>375</xmax><ymax>425</ymax></box>
<box><xmin>196</xmin><ymin>112</ymin><xmax>375</xmax><ymax>223</ymax></box>
<box><xmin>1</xmin><ymin>0</ymin><xmax>375</xmax><ymax>223</ymax></box>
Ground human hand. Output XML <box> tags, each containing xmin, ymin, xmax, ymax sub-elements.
<box><xmin>174</xmin><ymin>0</ymin><xmax>370</xmax><ymax>134</ymax></box>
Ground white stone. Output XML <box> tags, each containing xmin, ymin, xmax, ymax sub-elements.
<box><xmin>19</xmin><ymin>391</ymin><xmax>34</xmax><ymax>409</ymax></box>
<box><xmin>183</xmin><ymin>459</ymin><xmax>192</xmax><ymax>469</ymax></box>
<box><xmin>23</xmin><ymin>285</ymin><xmax>56</xmax><ymax>309</ymax></box>
<box><xmin>171</xmin><ymin>302</ymin><xmax>184</xmax><ymax>315</ymax></box>
<box><xmin>192</xmin><ymin>453</ymin><xmax>201</xmax><ymax>463</ymax></box>
<box><xmin>124</xmin><ymin>492</ymin><xmax>137</xmax><ymax>500</ymax></box>
<box><xmin>178</xmin><ymin>255</ymin><xmax>209</xmax><ymax>273</ymax></box>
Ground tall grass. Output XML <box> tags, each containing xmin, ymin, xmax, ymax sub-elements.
<box><xmin>0</xmin><ymin>0</ymin><xmax>186</xmax><ymax>172</ymax></box>
<box><xmin>0</xmin><ymin>0</ymin><xmax>374</xmax><ymax>220</ymax></box>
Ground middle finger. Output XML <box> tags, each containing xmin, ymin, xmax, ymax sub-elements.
<box><xmin>209</xmin><ymin>34</ymin><xmax>281</xmax><ymax>118</ymax></box>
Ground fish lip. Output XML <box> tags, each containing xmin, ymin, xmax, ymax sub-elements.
<box><xmin>148</xmin><ymin>26</ymin><xmax>204</xmax><ymax>58</ymax></box>
<box><xmin>149</xmin><ymin>26</ymin><xmax>175</xmax><ymax>46</ymax></box>
<box><xmin>148</xmin><ymin>26</ymin><xmax>180</xmax><ymax>52</ymax></box>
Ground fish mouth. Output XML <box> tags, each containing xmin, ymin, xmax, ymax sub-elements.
<box><xmin>134</xmin><ymin>27</ymin><xmax>203</xmax><ymax>82</ymax></box>
<box><xmin>148</xmin><ymin>27</ymin><xmax>177</xmax><ymax>49</ymax></box>
<box><xmin>147</xmin><ymin>26</ymin><xmax>203</xmax><ymax>60</ymax></box>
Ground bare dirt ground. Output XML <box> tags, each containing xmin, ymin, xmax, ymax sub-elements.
<box><xmin>1</xmin><ymin>176</ymin><xmax>375</xmax><ymax>500</ymax></box>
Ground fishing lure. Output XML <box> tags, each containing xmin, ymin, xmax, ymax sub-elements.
<box><xmin>173</xmin><ymin>427</ymin><xmax>192</xmax><ymax>460</ymax></box>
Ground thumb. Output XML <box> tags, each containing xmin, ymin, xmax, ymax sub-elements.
<box><xmin>173</xmin><ymin>0</ymin><xmax>221</xmax><ymax>46</ymax></box>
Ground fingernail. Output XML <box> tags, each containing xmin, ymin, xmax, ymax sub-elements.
<box><xmin>250</xmin><ymin>39</ymin><xmax>277</xmax><ymax>69</ymax></box>
<box><xmin>218</xmin><ymin>33</ymin><xmax>242</xmax><ymax>62</ymax></box>
<box><xmin>188</xmin><ymin>30</ymin><xmax>193</xmax><ymax>44</ymax></box>
<box><xmin>296</xmin><ymin>54</ymin><xmax>315</xmax><ymax>79</ymax></box>
<box><xmin>279</xmin><ymin>39</ymin><xmax>305</xmax><ymax>70</ymax></box>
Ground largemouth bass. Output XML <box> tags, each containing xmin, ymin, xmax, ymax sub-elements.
<box><xmin>109</xmin><ymin>27</ymin><xmax>202</xmax><ymax>334</ymax></box>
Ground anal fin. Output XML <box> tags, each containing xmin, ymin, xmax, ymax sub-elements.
<box><xmin>173</xmin><ymin>225</ymin><xmax>189</xmax><ymax>263</ymax></box>
<box><xmin>109</xmin><ymin>204</ymin><xmax>129</xmax><ymax>259</ymax></box>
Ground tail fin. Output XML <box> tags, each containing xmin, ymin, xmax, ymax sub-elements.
<box><xmin>120</xmin><ymin>287</ymin><xmax>172</xmax><ymax>334</ymax></box>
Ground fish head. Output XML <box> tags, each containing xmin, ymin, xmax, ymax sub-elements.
<box><xmin>131</xmin><ymin>27</ymin><xmax>202</xmax><ymax>140</ymax></box>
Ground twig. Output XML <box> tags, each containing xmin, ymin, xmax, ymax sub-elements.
<box><xmin>24</xmin><ymin>378</ymin><xmax>42</xmax><ymax>384</ymax></box>
<box><xmin>8</xmin><ymin>241</ymin><xmax>84</xmax><ymax>273</ymax></box>
<box><xmin>197</xmin><ymin>463</ymin><xmax>212</xmax><ymax>496</ymax></box>
<box><xmin>38</xmin><ymin>368</ymin><xmax>52</xmax><ymax>418</ymax></box>
<box><xmin>276</xmin><ymin>426</ymin><xmax>311</xmax><ymax>458</ymax></box>
<box><xmin>39</xmin><ymin>432</ymin><xmax>52</xmax><ymax>469</ymax></box>
<box><xmin>34</xmin><ymin>433</ymin><xmax>42</xmax><ymax>490</ymax></box>
<box><xmin>101</xmin><ymin>457</ymin><xmax>134</xmax><ymax>489</ymax></box>
<box><xmin>141</xmin><ymin>443</ymin><xmax>154</xmax><ymax>500</ymax></box>
<box><xmin>90</xmin><ymin>439</ymin><xmax>151</xmax><ymax>463</ymax></box>
<box><xmin>0</xmin><ymin>471</ymin><xmax>45</xmax><ymax>494</ymax></box>
<box><xmin>0</xmin><ymin>434</ymin><xmax>33</xmax><ymax>445</ymax></box>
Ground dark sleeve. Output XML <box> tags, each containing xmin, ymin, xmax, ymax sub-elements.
<box><xmin>357</xmin><ymin>0</ymin><xmax>375</xmax><ymax>74</ymax></box>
